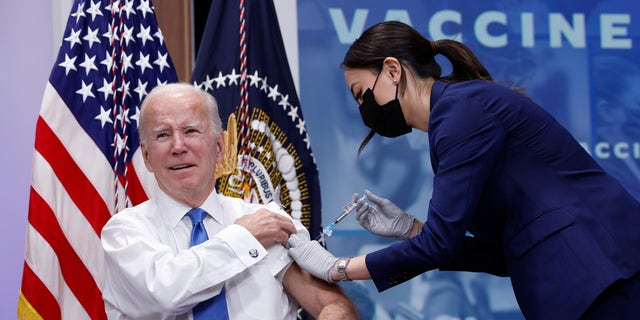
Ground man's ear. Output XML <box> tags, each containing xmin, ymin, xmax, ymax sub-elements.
<box><xmin>141</xmin><ymin>143</ymin><xmax>154</xmax><ymax>173</ymax></box>
<box><xmin>215</xmin><ymin>134</ymin><xmax>225</xmax><ymax>164</ymax></box>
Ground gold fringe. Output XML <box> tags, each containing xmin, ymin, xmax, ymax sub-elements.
<box><xmin>17</xmin><ymin>291</ymin><xmax>44</xmax><ymax>320</ymax></box>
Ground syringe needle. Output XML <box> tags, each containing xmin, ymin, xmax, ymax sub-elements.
<box><xmin>321</xmin><ymin>195</ymin><xmax>365</xmax><ymax>239</ymax></box>
<box><xmin>334</xmin><ymin>195</ymin><xmax>365</xmax><ymax>224</ymax></box>
<box><xmin>334</xmin><ymin>210</ymin><xmax>350</xmax><ymax>224</ymax></box>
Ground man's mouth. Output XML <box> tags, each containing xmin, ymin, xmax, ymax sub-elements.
<box><xmin>170</xmin><ymin>164</ymin><xmax>194</xmax><ymax>170</ymax></box>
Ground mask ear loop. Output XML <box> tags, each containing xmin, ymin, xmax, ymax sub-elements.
<box><xmin>393</xmin><ymin>79</ymin><xmax>399</xmax><ymax>99</ymax></box>
<box><xmin>393</xmin><ymin>63</ymin><xmax>404</xmax><ymax>99</ymax></box>
<box><xmin>372</xmin><ymin>69</ymin><xmax>400</xmax><ymax>99</ymax></box>
<box><xmin>371</xmin><ymin>71</ymin><xmax>381</xmax><ymax>92</ymax></box>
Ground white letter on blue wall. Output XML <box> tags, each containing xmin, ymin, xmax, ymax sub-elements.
<box><xmin>521</xmin><ymin>12</ymin><xmax>535</xmax><ymax>48</ymax></box>
<box><xmin>475</xmin><ymin>11</ymin><xmax>507</xmax><ymax>48</ymax></box>
<box><xmin>429</xmin><ymin>10</ymin><xmax>462</xmax><ymax>41</ymax></box>
<box><xmin>329</xmin><ymin>8</ymin><xmax>369</xmax><ymax>44</ymax></box>
<box><xmin>549</xmin><ymin>13</ymin><xmax>585</xmax><ymax>48</ymax></box>
<box><xmin>601</xmin><ymin>14</ymin><xmax>632</xmax><ymax>49</ymax></box>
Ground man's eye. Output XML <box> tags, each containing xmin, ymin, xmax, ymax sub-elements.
<box><xmin>185</xmin><ymin>128</ymin><xmax>201</xmax><ymax>135</ymax></box>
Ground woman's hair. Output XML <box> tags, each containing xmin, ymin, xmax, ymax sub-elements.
<box><xmin>341</xmin><ymin>21</ymin><xmax>493</xmax><ymax>154</ymax></box>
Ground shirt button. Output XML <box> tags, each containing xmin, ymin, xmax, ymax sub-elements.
<box><xmin>249</xmin><ymin>248</ymin><xmax>259</xmax><ymax>258</ymax></box>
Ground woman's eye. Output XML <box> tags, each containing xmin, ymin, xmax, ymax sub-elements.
<box><xmin>355</xmin><ymin>90</ymin><xmax>362</xmax><ymax>101</ymax></box>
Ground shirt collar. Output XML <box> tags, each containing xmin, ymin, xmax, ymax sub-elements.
<box><xmin>156</xmin><ymin>189</ymin><xmax>225</xmax><ymax>228</ymax></box>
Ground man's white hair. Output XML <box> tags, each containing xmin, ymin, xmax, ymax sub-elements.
<box><xmin>138</xmin><ymin>83</ymin><xmax>223</xmax><ymax>143</ymax></box>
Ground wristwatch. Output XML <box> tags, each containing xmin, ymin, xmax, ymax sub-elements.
<box><xmin>337</xmin><ymin>257</ymin><xmax>352</xmax><ymax>281</ymax></box>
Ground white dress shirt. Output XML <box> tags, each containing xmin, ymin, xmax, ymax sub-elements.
<box><xmin>101</xmin><ymin>189</ymin><xmax>309</xmax><ymax>319</ymax></box>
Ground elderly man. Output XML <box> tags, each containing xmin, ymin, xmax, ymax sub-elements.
<box><xmin>101</xmin><ymin>83</ymin><xmax>358</xmax><ymax>319</ymax></box>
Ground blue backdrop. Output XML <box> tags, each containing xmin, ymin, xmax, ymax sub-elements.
<box><xmin>297</xmin><ymin>1</ymin><xmax>640</xmax><ymax>319</ymax></box>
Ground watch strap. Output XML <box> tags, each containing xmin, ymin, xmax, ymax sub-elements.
<box><xmin>337</xmin><ymin>257</ymin><xmax>352</xmax><ymax>281</ymax></box>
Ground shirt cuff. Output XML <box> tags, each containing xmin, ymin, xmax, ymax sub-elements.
<box><xmin>214</xmin><ymin>224</ymin><xmax>268</xmax><ymax>267</ymax></box>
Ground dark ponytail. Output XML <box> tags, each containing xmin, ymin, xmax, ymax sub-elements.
<box><xmin>433</xmin><ymin>39</ymin><xmax>493</xmax><ymax>83</ymax></box>
<box><xmin>358</xmin><ymin>130</ymin><xmax>376</xmax><ymax>156</ymax></box>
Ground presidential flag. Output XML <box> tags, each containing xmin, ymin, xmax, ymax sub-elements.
<box><xmin>192</xmin><ymin>0</ymin><xmax>322</xmax><ymax>239</ymax></box>
<box><xmin>18</xmin><ymin>1</ymin><xmax>177</xmax><ymax>319</ymax></box>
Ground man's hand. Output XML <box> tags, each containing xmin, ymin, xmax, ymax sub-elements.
<box><xmin>287</xmin><ymin>234</ymin><xmax>337</xmax><ymax>283</ymax></box>
<box><xmin>234</xmin><ymin>209</ymin><xmax>296</xmax><ymax>248</ymax></box>
<box><xmin>355</xmin><ymin>189</ymin><xmax>415</xmax><ymax>240</ymax></box>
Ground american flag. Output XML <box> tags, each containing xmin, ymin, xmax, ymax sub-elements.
<box><xmin>18</xmin><ymin>0</ymin><xmax>177</xmax><ymax>319</ymax></box>
<box><xmin>192</xmin><ymin>0</ymin><xmax>323</xmax><ymax>240</ymax></box>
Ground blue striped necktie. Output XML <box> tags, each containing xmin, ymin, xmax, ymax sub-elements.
<box><xmin>186</xmin><ymin>208</ymin><xmax>229</xmax><ymax>320</ymax></box>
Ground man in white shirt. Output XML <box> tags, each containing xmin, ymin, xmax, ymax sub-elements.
<box><xmin>101</xmin><ymin>83</ymin><xmax>358</xmax><ymax>319</ymax></box>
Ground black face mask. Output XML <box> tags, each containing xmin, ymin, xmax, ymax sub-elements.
<box><xmin>358</xmin><ymin>75</ymin><xmax>412</xmax><ymax>138</ymax></box>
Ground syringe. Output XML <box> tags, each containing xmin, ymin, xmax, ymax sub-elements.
<box><xmin>321</xmin><ymin>195</ymin><xmax>365</xmax><ymax>238</ymax></box>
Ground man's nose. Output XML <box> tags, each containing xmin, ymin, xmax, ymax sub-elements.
<box><xmin>170</xmin><ymin>132</ymin><xmax>188</xmax><ymax>151</ymax></box>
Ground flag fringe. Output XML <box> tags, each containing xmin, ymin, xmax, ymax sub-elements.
<box><xmin>17</xmin><ymin>291</ymin><xmax>44</xmax><ymax>320</ymax></box>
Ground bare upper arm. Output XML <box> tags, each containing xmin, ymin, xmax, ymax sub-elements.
<box><xmin>283</xmin><ymin>262</ymin><xmax>360</xmax><ymax>319</ymax></box>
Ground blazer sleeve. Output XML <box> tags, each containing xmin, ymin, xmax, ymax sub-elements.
<box><xmin>439</xmin><ymin>236</ymin><xmax>508</xmax><ymax>276</ymax></box>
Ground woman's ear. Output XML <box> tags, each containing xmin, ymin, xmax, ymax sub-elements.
<box><xmin>382</xmin><ymin>57</ymin><xmax>402</xmax><ymax>83</ymax></box>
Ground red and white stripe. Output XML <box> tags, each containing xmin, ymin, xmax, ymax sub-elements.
<box><xmin>18</xmin><ymin>83</ymin><xmax>155</xmax><ymax>319</ymax></box>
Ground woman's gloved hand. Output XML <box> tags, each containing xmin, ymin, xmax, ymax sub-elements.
<box><xmin>287</xmin><ymin>233</ymin><xmax>338</xmax><ymax>283</ymax></box>
<box><xmin>354</xmin><ymin>190</ymin><xmax>415</xmax><ymax>240</ymax></box>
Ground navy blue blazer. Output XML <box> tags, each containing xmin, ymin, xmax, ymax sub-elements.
<box><xmin>365</xmin><ymin>80</ymin><xmax>640</xmax><ymax>319</ymax></box>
